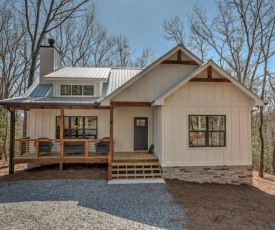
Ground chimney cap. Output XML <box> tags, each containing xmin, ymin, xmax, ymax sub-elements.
<box><xmin>48</xmin><ymin>39</ymin><xmax>55</xmax><ymax>47</ymax></box>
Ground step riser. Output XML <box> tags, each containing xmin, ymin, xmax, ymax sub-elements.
<box><xmin>111</xmin><ymin>163</ymin><xmax>162</xmax><ymax>180</ymax></box>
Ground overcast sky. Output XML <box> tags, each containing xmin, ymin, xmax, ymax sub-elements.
<box><xmin>93</xmin><ymin>0</ymin><xmax>217</xmax><ymax>58</ymax></box>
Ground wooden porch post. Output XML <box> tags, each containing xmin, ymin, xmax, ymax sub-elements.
<box><xmin>108</xmin><ymin>104</ymin><xmax>114</xmax><ymax>180</ymax></box>
<box><xmin>59</xmin><ymin>108</ymin><xmax>64</xmax><ymax>172</ymax></box>
<box><xmin>8</xmin><ymin>108</ymin><xmax>15</xmax><ymax>175</ymax></box>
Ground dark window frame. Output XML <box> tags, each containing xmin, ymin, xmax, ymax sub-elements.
<box><xmin>61</xmin><ymin>85</ymin><xmax>71</xmax><ymax>95</ymax></box>
<box><xmin>56</xmin><ymin>116</ymin><xmax>97</xmax><ymax>139</ymax></box>
<box><xmin>189</xmin><ymin>115</ymin><xmax>226</xmax><ymax>147</ymax></box>
<box><xmin>72</xmin><ymin>85</ymin><xmax>82</xmax><ymax>95</ymax></box>
<box><xmin>83</xmin><ymin>85</ymin><xmax>94</xmax><ymax>96</ymax></box>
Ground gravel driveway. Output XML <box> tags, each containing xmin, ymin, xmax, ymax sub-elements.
<box><xmin>0</xmin><ymin>180</ymin><xmax>187</xmax><ymax>229</ymax></box>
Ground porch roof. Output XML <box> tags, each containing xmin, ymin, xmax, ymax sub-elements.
<box><xmin>0</xmin><ymin>96</ymin><xmax>102</xmax><ymax>107</ymax></box>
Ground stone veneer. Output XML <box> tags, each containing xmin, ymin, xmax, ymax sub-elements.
<box><xmin>162</xmin><ymin>165</ymin><xmax>253</xmax><ymax>185</ymax></box>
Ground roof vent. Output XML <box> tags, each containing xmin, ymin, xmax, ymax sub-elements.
<box><xmin>48</xmin><ymin>39</ymin><xmax>55</xmax><ymax>47</ymax></box>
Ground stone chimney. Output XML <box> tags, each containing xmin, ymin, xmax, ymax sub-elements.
<box><xmin>39</xmin><ymin>39</ymin><xmax>61</xmax><ymax>84</ymax></box>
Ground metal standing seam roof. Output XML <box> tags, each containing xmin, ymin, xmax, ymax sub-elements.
<box><xmin>104</xmin><ymin>68</ymin><xmax>142</xmax><ymax>96</ymax></box>
<box><xmin>0</xmin><ymin>67</ymin><xmax>142</xmax><ymax>106</ymax></box>
<box><xmin>0</xmin><ymin>96</ymin><xmax>102</xmax><ymax>105</ymax></box>
<box><xmin>44</xmin><ymin>67</ymin><xmax>111</xmax><ymax>79</ymax></box>
<box><xmin>29</xmin><ymin>85</ymin><xmax>53</xmax><ymax>97</ymax></box>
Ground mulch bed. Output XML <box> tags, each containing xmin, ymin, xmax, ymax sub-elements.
<box><xmin>1</xmin><ymin>161</ymin><xmax>275</xmax><ymax>230</ymax></box>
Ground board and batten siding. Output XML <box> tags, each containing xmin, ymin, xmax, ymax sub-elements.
<box><xmin>113</xmin><ymin>64</ymin><xmax>198</xmax><ymax>102</ymax></box>
<box><xmin>113</xmin><ymin>107</ymin><xmax>153</xmax><ymax>152</ymax></box>
<box><xmin>162</xmin><ymin>82</ymin><xmax>252</xmax><ymax>167</ymax></box>
<box><xmin>27</xmin><ymin>109</ymin><xmax>110</xmax><ymax>139</ymax></box>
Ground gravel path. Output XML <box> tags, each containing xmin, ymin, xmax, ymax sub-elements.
<box><xmin>0</xmin><ymin>180</ymin><xmax>187</xmax><ymax>229</ymax></box>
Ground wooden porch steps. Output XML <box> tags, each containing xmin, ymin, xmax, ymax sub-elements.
<box><xmin>111</xmin><ymin>162</ymin><xmax>162</xmax><ymax>180</ymax></box>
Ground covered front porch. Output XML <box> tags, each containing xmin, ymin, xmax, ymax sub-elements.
<box><xmin>5</xmin><ymin>101</ymin><xmax>160</xmax><ymax>180</ymax></box>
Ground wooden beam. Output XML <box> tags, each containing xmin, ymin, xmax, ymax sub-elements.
<box><xmin>111</xmin><ymin>101</ymin><xmax>151</xmax><ymax>107</ymax></box>
<box><xmin>35</xmin><ymin>141</ymin><xmax>39</xmax><ymax>158</ymax></box>
<box><xmin>177</xmin><ymin>50</ymin><xmax>181</xmax><ymax>62</ymax></box>
<box><xmin>7</xmin><ymin>105</ymin><xmax>110</xmax><ymax>110</ymax></box>
<box><xmin>60</xmin><ymin>109</ymin><xmax>64</xmax><ymax>158</ymax></box>
<box><xmin>59</xmin><ymin>162</ymin><xmax>63</xmax><ymax>172</ymax></box>
<box><xmin>189</xmin><ymin>78</ymin><xmax>230</xmax><ymax>82</ymax></box>
<box><xmin>8</xmin><ymin>108</ymin><xmax>15</xmax><ymax>174</ymax></box>
<box><xmin>108</xmin><ymin>105</ymin><xmax>114</xmax><ymax>180</ymax></box>
<box><xmin>161</xmin><ymin>60</ymin><xmax>198</xmax><ymax>65</ymax></box>
<box><xmin>85</xmin><ymin>141</ymin><xmax>89</xmax><ymax>158</ymax></box>
<box><xmin>207</xmin><ymin>66</ymin><xmax>212</xmax><ymax>79</ymax></box>
<box><xmin>13</xmin><ymin>157</ymin><xmax>108</xmax><ymax>164</ymax></box>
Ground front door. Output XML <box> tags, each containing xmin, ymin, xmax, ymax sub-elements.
<box><xmin>134</xmin><ymin>117</ymin><xmax>148</xmax><ymax>150</ymax></box>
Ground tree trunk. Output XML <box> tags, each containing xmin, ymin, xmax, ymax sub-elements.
<box><xmin>272</xmin><ymin>143</ymin><xmax>275</xmax><ymax>174</ymax></box>
<box><xmin>258</xmin><ymin>107</ymin><xmax>265</xmax><ymax>177</ymax></box>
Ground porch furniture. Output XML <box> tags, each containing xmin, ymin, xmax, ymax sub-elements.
<box><xmin>64</xmin><ymin>139</ymin><xmax>85</xmax><ymax>155</ymax></box>
<box><xmin>95</xmin><ymin>137</ymin><xmax>109</xmax><ymax>155</ymax></box>
<box><xmin>34</xmin><ymin>138</ymin><xmax>53</xmax><ymax>155</ymax></box>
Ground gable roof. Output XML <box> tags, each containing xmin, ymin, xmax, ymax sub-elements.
<box><xmin>152</xmin><ymin>59</ymin><xmax>264</xmax><ymax>106</ymax></box>
<box><xmin>100</xmin><ymin>44</ymin><xmax>202</xmax><ymax>105</ymax></box>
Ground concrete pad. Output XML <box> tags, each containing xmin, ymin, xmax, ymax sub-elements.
<box><xmin>107</xmin><ymin>179</ymin><xmax>166</xmax><ymax>185</ymax></box>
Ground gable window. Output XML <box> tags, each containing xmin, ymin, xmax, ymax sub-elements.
<box><xmin>189</xmin><ymin>115</ymin><xmax>226</xmax><ymax>147</ymax></box>
<box><xmin>56</xmin><ymin>116</ymin><xmax>97</xmax><ymax>139</ymax></box>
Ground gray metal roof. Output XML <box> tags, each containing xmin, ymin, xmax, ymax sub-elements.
<box><xmin>29</xmin><ymin>85</ymin><xmax>53</xmax><ymax>97</ymax></box>
<box><xmin>0</xmin><ymin>96</ymin><xmax>102</xmax><ymax>105</ymax></box>
<box><xmin>44</xmin><ymin>67</ymin><xmax>111</xmax><ymax>79</ymax></box>
<box><xmin>104</xmin><ymin>68</ymin><xmax>142</xmax><ymax>96</ymax></box>
<box><xmin>0</xmin><ymin>67</ymin><xmax>142</xmax><ymax>106</ymax></box>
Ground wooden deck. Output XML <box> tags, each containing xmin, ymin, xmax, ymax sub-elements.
<box><xmin>13</xmin><ymin>152</ymin><xmax>108</xmax><ymax>164</ymax></box>
<box><xmin>113</xmin><ymin>152</ymin><xmax>159</xmax><ymax>163</ymax></box>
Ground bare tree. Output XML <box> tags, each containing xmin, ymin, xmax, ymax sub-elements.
<box><xmin>163</xmin><ymin>16</ymin><xmax>185</xmax><ymax>45</ymax></box>
<box><xmin>114</xmin><ymin>34</ymin><xmax>133</xmax><ymax>67</ymax></box>
<box><xmin>18</xmin><ymin>0</ymin><xmax>89</xmax><ymax>88</ymax></box>
<box><xmin>134</xmin><ymin>48</ymin><xmax>156</xmax><ymax>68</ymax></box>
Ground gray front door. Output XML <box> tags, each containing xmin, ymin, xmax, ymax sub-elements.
<box><xmin>134</xmin><ymin>117</ymin><xmax>148</xmax><ymax>150</ymax></box>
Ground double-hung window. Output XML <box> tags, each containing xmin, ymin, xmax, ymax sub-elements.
<box><xmin>189</xmin><ymin>115</ymin><xmax>226</xmax><ymax>147</ymax></box>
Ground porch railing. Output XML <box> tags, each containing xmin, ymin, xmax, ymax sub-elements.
<box><xmin>15</xmin><ymin>138</ymin><xmax>110</xmax><ymax>158</ymax></box>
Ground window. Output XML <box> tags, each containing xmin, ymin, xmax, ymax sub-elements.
<box><xmin>56</xmin><ymin>116</ymin><xmax>97</xmax><ymax>138</ymax></box>
<box><xmin>60</xmin><ymin>85</ymin><xmax>94</xmax><ymax>96</ymax></box>
<box><xmin>72</xmin><ymin>85</ymin><xmax>82</xmax><ymax>95</ymax></box>
<box><xmin>61</xmin><ymin>85</ymin><xmax>71</xmax><ymax>95</ymax></box>
<box><xmin>189</xmin><ymin>115</ymin><xmax>226</xmax><ymax>147</ymax></box>
<box><xmin>83</xmin><ymin>85</ymin><xmax>94</xmax><ymax>95</ymax></box>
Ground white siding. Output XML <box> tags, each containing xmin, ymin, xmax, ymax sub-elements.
<box><xmin>113</xmin><ymin>64</ymin><xmax>198</xmax><ymax>102</ymax></box>
<box><xmin>113</xmin><ymin>107</ymin><xmax>153</xmax><ymax>152</ymax></box>
<box><xmin>162</xmin><ymin>82</ymin><xmax>252</xmax><ymax>167</ymax></box>
<box><xmin>153</xmin><ymin>107</ymin><xmax>160</xmax><ymax>158</ymax></box>
<box><xmin>27</xmin><ymin>109</ymin><xmax>109</xmax><ymax>139</ymax></box>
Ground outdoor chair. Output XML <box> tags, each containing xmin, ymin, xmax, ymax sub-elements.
<box><xmin>34</xmin><ymin>138</ymin><xmax>53</xmax><ymax>155</ymax></box>
<box><xmin>95</xmin><ymin>137</ymin><xmax>109</xmax><ymax>155</ymax></box>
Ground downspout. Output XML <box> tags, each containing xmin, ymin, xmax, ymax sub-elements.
<box><xmin>7</xmin><ymin>107</ymin><xmax>14</xmax><ymax>175</ymax></box>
